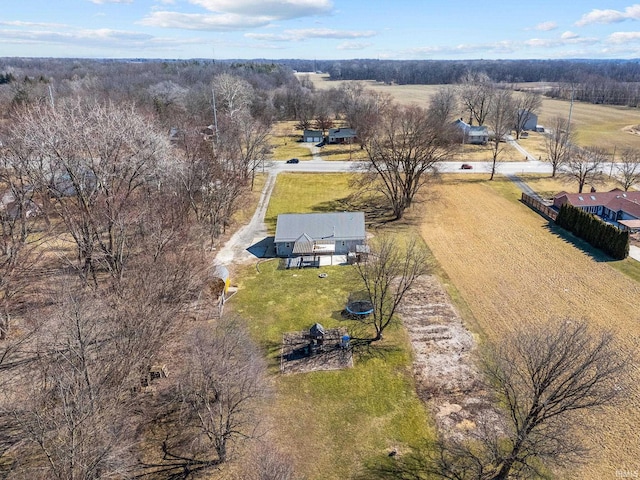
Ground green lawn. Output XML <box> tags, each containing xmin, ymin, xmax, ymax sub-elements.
<box><xmin>230</xmin><ymin>171</ymin><xmax>435</xmax><ymax>479</ymax></box>
<box><xmin>265</xmin><ymin>172</ymin><xmax>355</xmax><ymax>232</ymax></box>
<box><xmin>232</xmin><ymin>260</ymin><xmax>434</xmax><ymax>480</ymax></box>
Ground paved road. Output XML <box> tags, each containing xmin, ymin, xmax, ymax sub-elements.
<box><xmin>273</xmin><ymin>158</ymin><xmax>555</xmax><ymax>175</ymax></box>
<box><xmin>216</xmin><ymin>142</ymin><xmax>636</xmax><ymax>265</ymax></box>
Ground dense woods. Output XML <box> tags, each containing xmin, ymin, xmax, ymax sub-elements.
<box><xmin>280</xmin><ymin>58</ymin><xmax>640</xmax><ymax>107</ymax></box>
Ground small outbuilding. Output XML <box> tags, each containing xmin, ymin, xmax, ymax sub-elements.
<box><xmin>303</xmin><ymin>129</ymin><xmax>323</xmax><ymax>143</ymax></box>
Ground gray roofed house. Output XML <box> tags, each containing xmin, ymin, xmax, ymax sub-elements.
<box><xmin>453</xmin><ymin>119</ymin><xmax>489</xmax><ymax>145</ymax></box>
<box><xmin>327</xmin><ymin>128</ymin><xmax>357</xmax><ymax>144</ymax></box>
<box><xmin>274</xmin><ymin>212</ymin><xmax>366</xmax><ymax>257</ymax></box>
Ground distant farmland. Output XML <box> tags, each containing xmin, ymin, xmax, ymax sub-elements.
<box><xmin>302</xmin><ymin>73</ymin><xmax>640</xmax><ymax>154</ymax></box>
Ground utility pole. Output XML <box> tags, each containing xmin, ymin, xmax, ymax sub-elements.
<box><xmin>567</xmin><ymin>83</ymin><xmax>575</xmax><ymax>130</ymax></box>
<box><xmin>211</xmin><ymin>86</ymin><xmax>219</xmax><ymax>144</ymax></box>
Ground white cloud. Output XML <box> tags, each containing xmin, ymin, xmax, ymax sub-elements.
<box><xmin>0</xmin><ymin>20</ymin><xmax>66</xmax><ymax>28</ymax></box>
<box><xmin>0</xmin><ymin>27</ymin><xmax>153</xmax><ymax>47</ymax></box>
<box><xmin>245</xmin><ymin>28</ymin><xmax>376</xmax><ymax>42</ymax></box>
<box><xmin>561</xmin><ymin>31</ymin><xmax>579</xmax><ymax>40</ymax></box>
<box><xmin>189</xmin><ymin>0</ymin><xmax>333</xmax><ymax>19</ymax></box>
<box><xmin>576</xmin><ymin>4</ymin><xmax>640</xmax><ymax>26</ymax></box>
<box><xmin>337</xmin><ymin>41</ymin><xmax>371</xmax><ymax>51</ymax></box>
<box><xmin>607</xmin><ymin>31</ymin><xmax>640</xmax><ymax>43</ymax></box>
<box><xmin>286</xmin><ymin>28</ymin><xmax>376</xmax><ymax>39</ymax></box>
<box><xmin>140</xmin><ymin>11</ymin><xmax>272</xmax><ymax>30</ymax></box>
<box><xmin>535</xmin><ymin>21</ymin><xmax>558</xmax><ymax>31</ymax></box>
<box><xmin>142</xmin><ymin>0</ymin><xmax>334</xmax><ymax>32</ymax></box>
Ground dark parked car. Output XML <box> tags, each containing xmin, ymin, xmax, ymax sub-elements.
<box><xmin>460</xmin><ymin>163</ymin><xmax>473</xmax><ymax>169</ymax></box>
<box><xmin>286</xmin><ymin>158</ymin><xmax>300</xmax><ymax>164</ymax></box>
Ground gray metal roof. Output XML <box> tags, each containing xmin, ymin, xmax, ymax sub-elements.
<box><xmin>274</xmin><ymin>212</ymin><xmax>365</xmax><ymax>243</ymax></box>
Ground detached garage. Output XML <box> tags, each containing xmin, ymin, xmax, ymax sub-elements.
<box><xmin>303</xmin><ymin>130</ymin><xmax>323</xmax><ymax>143</ymax></box>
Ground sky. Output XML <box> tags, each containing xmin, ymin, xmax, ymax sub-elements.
<box><xmin>3</xmin><ymin>1</ymin><xmax>640</xmax><ymax>60</ymax></box>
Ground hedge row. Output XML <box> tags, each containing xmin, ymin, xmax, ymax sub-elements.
<box><xmin>555</xmin><ymin>203</ymin><xmax>629</xmax><ymax>260</ymax></box>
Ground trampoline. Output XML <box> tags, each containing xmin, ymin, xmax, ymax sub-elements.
<box><xmin>345</xmin><ymin>300</ymin><xmax>374</xmax><ymax>316</ymax></box>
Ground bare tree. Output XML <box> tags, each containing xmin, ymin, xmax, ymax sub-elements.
<box><xmin>176</xmin><ymin>128</ymin><xmax>248</xmax><ymax>245</ymax></box>
<box><xmin>338</xmin><ymin>83</ymin><xmax>392</xmax><ymax>146</ymax></box>
<box><xmin>0</xmin><ymin>142</ymin><xmax>47</xmax><ymax>339</ymax></box>
<box><xmin>513</xmin><ymin>91</ymin><xmax>542</xmax><ymax>139</ymax></box>
<box><xmin>167</xmin><ymin>316</ymin><xmax>268</xmax><ymax>469</ymax></box>
<box><xmin>361</xmin><ymin>104</ymin><xmax>457</xmax><ymax>220</ymax></box>
<box><xmin>9</xmin><ymin>292</ymin><xmax>139</xmax><ymax>479</ymax></box>
<box><xmin>545</xmin><ymin>116</ymin><xmax>573</xmax><ymax>177</ymax></box>
<box><xmin>237</xmin><ymin>443</ymin><xmax>296</xmax><ymax>480</ymax></box>
<box><xmin>429</xmin><ymin>86</ymin><xmax>459</xmax><ymax>126</ymax></box>
<box><xmin>11</xmin><ymin>98</ymin><xmax>173</xmax><ymax>284</ymax></box>
<box><xmin>219</xmin><ymin>110</ymin><xmax>272</xmax><ymax>189</ymax></box>
<box><xmin>352</xmin><ymin>236</ymin><xmax>428</xmax><ymax>343</ymax></box>
<box><xmin>482</xmin><ymin>319</ymin><xmax>628</xmax><ymax>479</ymax></box>
<box><xmin>213</xmin><ymin>73</ymin><xmax>254</xmax><ymax>119</ymax></box>
<box><xmin>458</xmin><ymin>72</ymin><xmax>495</xmax><ymax>126</ymax></box>
<box><xmin>616</xmin><ymin>147</ymin><xmax>640</xmax><ymax>191</ymax></box>
<box><xmin>361</xmin><ymin>319</ymin><xmax>630</xmax><ymax>480</ymax></box>
<box><xmin>564</xmin><ymin>146</ymin><xmax>606</xmax><ymax>193</ymax></box>
<box><xmin>485</xmin><ymin>89</ymin><xmax>515</xmax><ymax>181</ymax></box>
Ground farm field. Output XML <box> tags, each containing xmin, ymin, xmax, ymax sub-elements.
<box><xmin>302</xmin><ymin>73</ymin><xmax>640</xmax><ymax>155</ymax></box>
<box><xmin>418</xmin><ymin>174</ymin><xmax>640</xmax><ymax>479</ymax></box>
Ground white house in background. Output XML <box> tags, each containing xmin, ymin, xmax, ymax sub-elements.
<box><xmin>274</xmin><ymin>212</ymin><xmax>366</xmax><ymax>257</ymax></box>
<box><xmin>453</xmin><ymin>119</ymin><xmax>489</xmax><ymax>145</ymax></box>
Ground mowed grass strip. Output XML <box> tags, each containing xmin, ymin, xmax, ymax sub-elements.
<box><xmin>270</xmin><ymin>120</ymin><xmax>313</xmax><ymax>161</ymax></box>
<box><xmin>231</xmin><ymin>172</ymin><xmax>434</xmax><ymax>479</ymax></box>
<box><xmin>418</xmin><ymin>175</ymin><xmax>640</xmax><ymax>479</ymax></box>
<box><xmin>265</xmin><ymin>172</ymin><xmax>354</xmax><ymax>232</ymax></box>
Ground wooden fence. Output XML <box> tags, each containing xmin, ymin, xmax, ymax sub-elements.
<box><xmin>520</xmin><ymin>193</ymin><xmax>558</xmax><ymax>221</ymax></box>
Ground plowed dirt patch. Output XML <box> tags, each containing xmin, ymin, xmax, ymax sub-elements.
<box><xmin>399</xmin><ymin>276</ymin><xmax>502</xmax><ymax>439</ymax></box>
<box><xmin>419</xmin><ymin>176</ymin><xmax>640</xmax><ymax>479</ymax></box>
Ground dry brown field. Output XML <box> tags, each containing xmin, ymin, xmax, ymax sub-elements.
<box><xmin>302</xmin><ymin>73</ymin><xmax>640</xmax><ymax>155</ymax></box>
<box><xmin>418</xmin><ymin>175</ymin><xmax>640</xmax><ymax>479</ymax></box>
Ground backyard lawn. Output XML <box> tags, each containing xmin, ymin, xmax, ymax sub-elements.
<box><xmin>230</xmin><ymin>172</ymin><xmax>435</xmax><ymax>480</ymax></box>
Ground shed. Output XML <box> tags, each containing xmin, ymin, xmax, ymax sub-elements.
<box><xmin>211</xmin><ymin>264</ymin><xmax>230</xmax><ymax>296</ymax></box>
